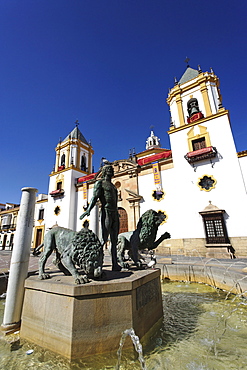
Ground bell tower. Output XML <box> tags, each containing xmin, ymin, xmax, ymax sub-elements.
<box><xmin>166</xmin><ymin>65</ymin><xmax>229</xmax><ymax>169</ymax></box>
<box><xmin>167</xmin><ymin>65</ymin><xmax>223</xmax><ymax>130</ymax></box>
<box><xmin>165</xmin><ymin>64</ymin><xmax>247</xmax><ymax>252</ymax></box>
<box><xmin>146</xmin><ymin>129</ymin><xmax>161</xmax><ymax>150</ymax></box>
<box><xmin>54</xmin><ymin>120</ymin><xmax>93</xmax><ymax>174</ymax></box>
<box><xmin>46</xmin><ymin>121</ymin><xmax>94</xmax><ymax>230</ymax></box>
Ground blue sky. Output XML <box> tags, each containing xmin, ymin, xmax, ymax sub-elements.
<box><xmin>1</xmin><ymin>0</ymin><xmax>246</xmax><ymax>204</ymax></box>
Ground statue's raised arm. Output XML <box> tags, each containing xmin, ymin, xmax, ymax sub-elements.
<box><xmin>79</xmin><ymin>180</ymin><xmax>103</xmax><ymax>220</ymax></box>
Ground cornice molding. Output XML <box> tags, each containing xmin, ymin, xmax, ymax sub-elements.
<box><xmin>168</xmin><ymin>110</ymin><xmax>229</xmax><ymax>135</ymax></box>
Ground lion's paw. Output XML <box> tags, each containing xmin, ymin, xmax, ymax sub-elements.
<box><xmin>39</xmin><ymin>273</ymin><xmax>50</xmax><ymax>280</ymax></box>
<box><xmin>136</xmin><ymin>261</ymin><xmax>144</xmax><ymax>269</ymax></box>
<box><xmin>75</xmin><ymin>275</ymin><xmax>90</xmax><ymax>284</ymax></box>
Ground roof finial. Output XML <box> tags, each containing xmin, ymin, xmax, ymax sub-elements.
<box><xmin>184</xmin><ymin>56</ymin><xmax>190</xmax><ymax>68</ymax></box>
<box><xmin>75</xmin><ymin>119</ymin><xmax>79</xmax><ymax>128</ymax></box>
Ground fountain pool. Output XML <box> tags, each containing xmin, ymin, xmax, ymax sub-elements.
<box><xmin>1</xmin><ymin>281</ymin><xmax>247</xmax><ymax>369</ymax></box>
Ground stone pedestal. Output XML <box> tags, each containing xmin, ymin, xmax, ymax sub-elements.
<box><xmin>20</xmin><ymin>268</ymin><xmax>163</xmax><ymax>360</ymax></box>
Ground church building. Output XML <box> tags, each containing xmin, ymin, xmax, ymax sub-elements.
<box><xmin>1</xmin><ymin>65</ymin><xmax>247</xmax><ymax>258</ymax></box>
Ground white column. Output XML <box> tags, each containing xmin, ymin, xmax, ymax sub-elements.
<box><xmin>2</xmin><ymin>187</ymin><xmax>37</xmax><ymax>333</ymax></box>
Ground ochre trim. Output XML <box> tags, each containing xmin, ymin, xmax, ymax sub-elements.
<box><xmin>33</xmin><ymin>225</ymin><xmax>45</xmax><ymax>247</ymax></box>
<box><xmin>168</xmin><ymin>110</ymin><xmax>228</xmax><ymax>135</ymax></box>
<box><xmin>157</xmin><ymin>210</ymin><xmax>168</xmax><ymax>224</ymax></box>
<box><xmin>50</xmin><ymin>166</ymin><xmax>88</xmax><ymax>177</ymax></box>
<box><xmin>176</xmin><ymin>96</ymin><xmax>185</xmax><ymax>126</ymax></box>
<box><xmin>66</xmin><ymin>146</ymin><xmax>70</xmax><ymax>168</ymax></box>
<box><xmin>55</xmin><ymin>174</ymin><xmax>64</xmax><ymax>190</ymax></box>
<box><xmin>187</xmin><ymin>125</ymin><xmax>211</xmax><ymax>152</ymax></box>
<box><xmin>167</xmin><ymin>72</ymin><xmax>219</xmax><ymax>105</ymax></box>
<box><xmin>238</xmin><ymin>150</ymin><xmax>247</xmax><ymax>158</ymax></box>
<box><xmin>55</xmin><ymin>148</ymin><xmax>60</xmax><ymax>172</ymax></box>
<box><xmin>53</xmin><ymin>139</ymin><xmax>94</xmax><ymax>174</ymax></box>
<box><xmin>36</xmin><ymin>199</ymin><xmax>48</xmax><ymax>204</ymax></box>
<box><xmin>152</xmin><ymin>189</ymin><xmax>165</xmax><ymax>202</ymax></box>
<box><xmin>136</xmin><ymin>147</ymin><xmax>168</xmax><ymax>159</ymax></box>
<box><xmin>200</xmin><ymin>82</ymin><xmax>212</xmax><ymax>116</ymax></box>
<box><xmin>88</xmin><ymin>146</ymin><xmax>92</xmax><ymax>173</ymax></box>
<box><xmin>76</xmin><ymin>145</ymin><xmax>80</xmax><ymax>169</ymax></box>
<box><xmin>197</xmin><ymin>174</ymin><xmax>217</xmax><ymax>192</ymax></box>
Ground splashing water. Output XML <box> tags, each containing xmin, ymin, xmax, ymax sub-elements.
<box><xmin>116</xmin><ymin>328</ymin><xmax>147</xmax><ymax>370</ymax></box>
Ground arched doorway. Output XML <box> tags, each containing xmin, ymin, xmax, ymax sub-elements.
<box><xmin>118</xmin><ymin>207</ymin><xmax>128</xmax><ymax>234</ymax></box>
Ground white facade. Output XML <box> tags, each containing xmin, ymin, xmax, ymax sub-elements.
<box><xmin>19</xmin><ymin>66</ymin><xmax>247</xmax><ymax>257</ymax></box>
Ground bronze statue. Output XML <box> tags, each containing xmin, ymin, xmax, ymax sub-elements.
<box><xmin>36</xmin><ymin>226</ymin><xmax>104</xmax><ymax>284</ymax></box>
<box><xmin>80</xmin><ymin>164</ymin><xmax>121</xmax><ymax>271</ymax></box>
<box><xmin>117</xmin><ymin>209</ymin><xmax>170</xmax><ymax>268</ymax></box>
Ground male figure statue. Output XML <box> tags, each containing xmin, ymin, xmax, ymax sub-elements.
<box><xmin>80</xmin><ymin>164</ymin><xmax>121</xmax><ymax>271</ymax></box>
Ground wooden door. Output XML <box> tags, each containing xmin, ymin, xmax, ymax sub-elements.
<box><xmin>118</xmin><ymin>208</ymin><xmax>128</xmax><ymax>234</ymax></box>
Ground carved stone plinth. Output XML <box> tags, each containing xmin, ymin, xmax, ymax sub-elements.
<box><xmin>20</xmin><ymin>269</ymin><xmax>163</xmax><ymax>360</ymax></box>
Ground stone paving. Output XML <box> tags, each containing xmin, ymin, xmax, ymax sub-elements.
<box><xmin>1</xmin><ymin>249</ymin><xmax>247</xmax><ymax>276</ymax></box>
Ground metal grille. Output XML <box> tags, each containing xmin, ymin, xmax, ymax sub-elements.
<box><xmin>192</xmin><ymin>137</ymin><xmax>206</xmax><ymax>151</ymax></box>
<box><xmin>203</xmin><ymin>214</ymin><xmax>229</xmax><ymax>244</ymax></box>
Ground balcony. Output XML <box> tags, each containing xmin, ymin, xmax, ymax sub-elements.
<box><xmin>0</xmin><ymin>224</ymin><xmax>16</xmax><ymax>232</ymax></box>
<box><xmin>49</xmin><ymin>189</ymin><xmax>65</xmax><ymax>198</ymax></box>
<box><xmin>185</xmin><ymin>146</ymin><xmax>217</xmax><ymax>164</ymax></box>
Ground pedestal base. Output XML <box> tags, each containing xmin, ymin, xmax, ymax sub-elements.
<box><xmin>20</xmin><ymin>268</ymin><xmax>163</xmax><ymax>360</ymax></box>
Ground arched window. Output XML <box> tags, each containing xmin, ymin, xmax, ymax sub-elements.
<box><xmin>187</xmin><ymin>97</ymin><xmax>200</xmax><ymax>117</ymax></box>
<box><xmin>81</xmin><ymin>154</ymin><xmax>87</xmax><ymax>171</ymax></box>
<box><xmin>61</xmin><ymin>153</ymin><xmax>65</xmax><ymax>167</ymax></box>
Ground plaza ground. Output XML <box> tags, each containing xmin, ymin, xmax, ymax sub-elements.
<box><xmin>1</xmin><ymin>249</ymin><xmax>247</xmax><ymax>297</ymax></box>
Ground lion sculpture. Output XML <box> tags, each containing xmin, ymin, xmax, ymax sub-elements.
<box><xmin>117</xmin><ymin>209</ymin><xmax>170</xmax><ymax>268</ymax></box>
<box><xmin>35</xmin><ymin>226</ymin><xmax>103</xmax><ymax>284</ymax></box>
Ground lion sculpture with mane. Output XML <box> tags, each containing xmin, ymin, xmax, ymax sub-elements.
<box><xmin>117</xmin><ymin>209</ymin><xmax>170</xmax><ymax>268</ymax></box>
<box><xmin>34</xmin><ymin>225</ymin><xmax>103</xmax><ymax>284</ymax></box>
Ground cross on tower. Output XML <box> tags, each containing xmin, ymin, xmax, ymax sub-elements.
<box><xmin>184</xmin><ymin>57</ymin><xmax>190</xmax><ymax>67</ymax></box>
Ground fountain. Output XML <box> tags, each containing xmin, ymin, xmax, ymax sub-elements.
<box><xmin>1</xmin><ymin>179</ymin><xmax>247</xmax><ymax>367</ymax></box>
<box><xmin>1</xmin><ymin>177</ymin><xmax>165</xmax><ymax>360</ymax></box>
<box><xmin>116</xmin><ymin>328</ymin><xmax>147</xmax><ymax>370</ymax></box>
<box><xmin>1</xmin><ymin>280</ymin><xmax>247</xmax><ymax>369</ymax></box>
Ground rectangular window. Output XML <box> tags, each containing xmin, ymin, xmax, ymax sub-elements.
<box><xmin>192</xmin><ymin>137</ymin><xmax>206</xmax><ymax>151</ymax></box>
<box><xmin>57</xmin><ymin>182</ymin><xmax>62</xmax><ymax>190</ymax></box>
<box><xmin>203</xmin><ymin>214</ymin><xmax>229</xmax><ymax>244</ymax></box>
<box><xmin>2</xmin><ymin>214</ymin><xmax>12</xmax><ymax>227</ymax></box>
<box><xmin>38</xmin><ymin>208</ymin><xmax>44</xmax><ymax>220</ymax></box>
